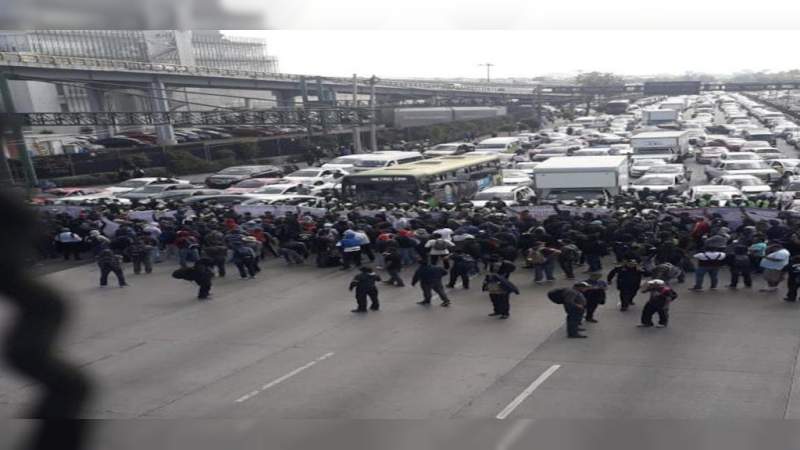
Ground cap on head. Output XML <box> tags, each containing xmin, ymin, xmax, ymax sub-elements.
<box><xmin>648</xmin><ymin>279</ymin><xmax>665</xmax><ymax>287</ymax></box>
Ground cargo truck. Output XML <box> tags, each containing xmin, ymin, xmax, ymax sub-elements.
<box><xmin>630</xmin><ymin>130</ymin><xmax>690</xmax><ymax>163</ymax></box>
<box><xmin>533</xmin><ymin>156</ymin><xmax>629</xmax><ymax>204</ymax></box>
<box><xmin>642</xmin><ymin>109</ymin><xmax>680</xmax><ymax>125</ymax></box>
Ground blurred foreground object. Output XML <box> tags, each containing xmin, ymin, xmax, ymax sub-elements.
<box><xmin>0</xmin><ymin>0</ymin><xmax>264</xmax><ymax>29</ymax></box>
<box><xmin>0</xmin><ymin>174</ymin><xmax>92</xmax><ymax>446</ymax></box>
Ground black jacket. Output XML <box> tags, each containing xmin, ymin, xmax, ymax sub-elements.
<box><xmin>349</xmin><ymin>272</ymin><xmax>381</xmax><ymax>293</ymax></box>
<box><xmin>607</xmin><ymin>266</ymin><xmax>647</xmax><ymax>290</ymax></box>
<box><xmin>412</xmin><ymin>265</ymin><xmax>448</xmax><ymax>286</ymax></box>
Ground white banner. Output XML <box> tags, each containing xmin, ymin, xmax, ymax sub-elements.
<box><xmin>36</xmin><ymin>205</ymin><xmax>86</xmax><ymax>218</ymax></box>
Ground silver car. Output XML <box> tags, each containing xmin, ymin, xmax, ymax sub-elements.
<box><xmin>704</xmin><ymin>160</ymin><xmax>780</xmax><ymax>182</ymax></box>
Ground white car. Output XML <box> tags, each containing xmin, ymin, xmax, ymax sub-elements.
<box><xmin>423</xmin><ymin>142</ymin><xmax>475</xmax><ymax>157</ymax></box>
<box><xmin>720</xmin><ymin>152</ymin><xmax>760</xmax><ymax>162</ymax></box>
<box><xmin>104</xmin><ymin>177</ymin><xmax>190</xmax><ymax>195</ymax></box>
<box><xmin>628</xmin><ymin>174</ymin><xmax>687</xmax><ymax>193</ymax></box>
<box><xmin>630</xmin><ymin>158</ymin><xmax>667</xmax><ymax>177</ymax></box>
<box><xmin>469</xmin><ymin>185</ymin><xmax>535</xmax><ymax>208</ymax></box>
<box><xmin>281</xmin><ymin>168</ymin><xmax>348</xmax><ymax>186</ymax></box>
<box><xmin>684</xmin><ymin>185</ymin><xmax>746</xmax><ymax>205</ymax></box>
<box><xmin>500</xmin><ymin>169</ymin><xmax>533</xmax><ymax>186</ymax></box>
<box><xmin>711</xmin><ymin>175</ymin><xmax>772</xmax><ymax>195</ymax></box>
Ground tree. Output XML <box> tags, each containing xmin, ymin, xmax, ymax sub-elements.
<box><xmin>575</xmin><ymin>72</ymin><xmax>625</xmax><ymax>88</ymax></box>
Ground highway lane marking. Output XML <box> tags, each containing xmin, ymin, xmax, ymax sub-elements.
<box><xmin>235</xmin><ymin>352</ymin><xmax>335</xmax><ymax>403</ymax></box>
<box><xmin>495</xmin><ymin>364</ymin><xmax>560</xmax><ymax>420</ymax></box>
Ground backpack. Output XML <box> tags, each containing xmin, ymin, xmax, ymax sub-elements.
<box><xmin>172</xmin><ymin>267</ymin><xmax>194</xmax><ymax>281</ymax></box>
<box><xmin>235</xmin><ymin>246</ymin><xmax>254</xmax><ymax>260</ymax></box>
<box><xmin>527</xmin><ymin>248</ymin><xmax>546</xmax><ymax>265</ymax></box>
<box><xmin>433</xmin><ymin>239</ymin><xmax>448</xmax><ymax>251</ymax></box>
<box><xmin>547</xmin><ymin>289</ymin><xmax>565</xmax><ymax>304</ymax></box>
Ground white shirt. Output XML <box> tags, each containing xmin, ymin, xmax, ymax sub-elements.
<box><xmin>434</xmin><ymin>228</ymin><xmax>454</xmax><ymax>241</ymax></box>
<box><xmin>426</xmin><ymin>238</ymin><xmax>455</xmax><ymax>256</ymax></box>
<box><xmin>55</xmin><ymin>231</ymin><xmax>82</xmax><ymax>243</ymax></box>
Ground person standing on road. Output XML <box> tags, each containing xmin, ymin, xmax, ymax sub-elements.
<box><xmin>97</xmin><ymin>249</ymin><xmax>127</xmax><ymax>288</ymax></box>
<box><xmin>54</xmin><ymin>227</ymin><xmax>83</xmax><ymax>261</ymax></box>
<box><xmin>784</xmin><ymin>255</ymin><xmax>800</xmax><ymax>302</ymax></box>
<box><xmin>411</xmin><ymin>259</ymin><xmax>451</xmax><ymax>307</ymax></box>
<box><xmin>232</xmin><ymin>242</ymin><xmax>258</xmax><ymax>279</ymax></box>
<box><xmin>760</xmin><ymin>244</ymin><xmax>790</xmax><ymax>292</ymax></box>
<box><xmin>349</xmin><ymin>266</ymin><xmax>381</xmax><ymax>313</ymax></box>
<box><xmin>126</xmin><ymin>234</ymin><xmax>154</xmax><ymax>275</ymax></box>
<box><xmin>638</xmin><ymin>279</ymin><xmax>677</xmax><ymax>328</ymax></box>
<box><xmin>690</xmin><ymin>248</ymin><xmax>727</xmax><ymax>291</ymax></box>
<box><xmin>482</xmin><ymin>266</ymin><xmax>519</xmax><ymax>319</ymax></box>
<box><xmin>607</xmin><ymin>259</ymin><xmax>647</xmax><ymax>311</ymax></box>
<box><xmin>548</xmin><ymin>284</ymin><xmax>589</xmax><ymax>339</ymax></box>
<box><xmin>582</xmin><ymin>272</ymin><xmax>607</xmax><ymax>323</ymax></box>
<box><xmin>426</xmin><ymin>233</ymin><xmax>454</xmax><ymax>269</ymax></box>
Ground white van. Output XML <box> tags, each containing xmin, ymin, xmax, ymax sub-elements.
<box><xmin>475</xmin><ymin>137</ymin><xmax>521</xmax><ymax>155</ymax></box>
<box><xmin>322</xmin><ymin>151</ymin><xmax>424</xmax><ymax>173</ymax></box>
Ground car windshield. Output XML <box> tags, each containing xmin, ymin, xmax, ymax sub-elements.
<box><xmin>634</xmin><ymin>177</ymin><xmax>674</xmax><ymax>186</ymax></box>
<box><xmin>477</xmin><ymin>143</ymin><xmax>508</xmax><ymax>149</ymax></box>
<box><xmin>116</xmin><ymin>180</ymin><xmax>149</xmax><ymax>188</ymax></box>
<box><xmin>726</xmin><ymin>162</ymin><xmax>765</xmax><ymax>170</ymax></box>
<box><xmin>288</xmin><ymin>170</ymin><xmax>321</xmax><ymax>178</ymax></box>
<box><xmin>724</xmin><ymin>178</ymin><xmax>761</xmax><ymax>186</ymax></box>
<box><xmin>354</xmin><ymin>160</ymin><xmax>388</xmax><ymax>168</ymax></box>
<box><xmin>136</xmin><ymin>185</ymin><xmax>168</xmax><ymax>193</ymax></box>
<box><xmin>648</xmin><ymin>166</ymin><xmax>681</xmax><ymax>173</ymax></box>
<box><xmin>255</xmin><ymin>187</ymin><xmax>290</xmax><ymax>194</ymax></box>
<box><xmin>432</xmin><ymin>144</ymin><xmax>458</xmax><ymax>150</ymax></box>
<box><xmin>219</xmin><ymin>167</ymin><xmax>255</xmax><ymax>175</ymax></box>
<box><xmin>327</xmin><ymin>157</ymin><xmax>355</xmax><ymax>164</ymax></box>
<box><xmin>233</xmin><ymin>179</ymin><xmax>266</xmax><ymax>188</ymax></box>
<box><xmin>785</xmin><ymin>182</ymin><xmax>800</xmax><ymax>191</ymax></box>
<box><xmin>474</xmin><ymin>191</ymin><xmax>514</xmax><ymax>200</ymax></box>
<box><xmin>727</xmin><ymin>154</ymin><xmax>756</xmax><ymax>160</ymax></box>
<box><xmin>502</xmin><ymin>170</ymin><xmax>528</xmax><ymax>178</ymax></box>
<box><xmin>634</xmin><ymin>160</ymin><xmax>664</xmax><ymax>167</ymax></box>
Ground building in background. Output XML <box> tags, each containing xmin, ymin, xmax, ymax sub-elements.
<box><xmin>0</xmin><ymin>30</ymin><xmax>280</xmax><ymax>114</ymax></box>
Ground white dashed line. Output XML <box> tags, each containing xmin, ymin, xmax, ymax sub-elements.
<box><xmin>495</xmin><ymin>364</ymin><xmax>560</xmax><ymax>420</ymax></box>
<box><xmin>235</xmin><ymin>352</ymin><xmax>335</xmax><ymax>403</ymax></box>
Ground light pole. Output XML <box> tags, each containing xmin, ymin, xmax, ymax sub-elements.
<box><xmin>369</xmin><ymin>75</ymin><xmax>379</xmax><ymax>152</ymax></box>
<box><xmin>479</xmin><ymin>63</ymin><xmax>495</xmax><ymax>83</ymax></box>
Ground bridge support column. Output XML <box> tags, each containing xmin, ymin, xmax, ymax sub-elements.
<box><xmin>273</xmin><ymin>91</ymin><xmax>296</xmax><ymax>108</ymax></box>
<box><xmin>148</xmin><ymin>79</ymin><xmax>176</xmax><ymax>146</ymax></box>
<box><xmin>86</xmin><ymin>84</ymin><xmax>116</xmax><ymax>139</ymax></box>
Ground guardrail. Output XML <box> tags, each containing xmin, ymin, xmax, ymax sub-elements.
<box><xmin>0</xmin><ymin>52</ymin><xmax>533</xmax><ymax>95</ymax></box>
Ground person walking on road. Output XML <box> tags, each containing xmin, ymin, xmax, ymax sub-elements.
<box><xmin>411</xmin><ymin>259</ymin><xmax>451</xmax><ymax>307</ymax></box>
<box><xmin>97</xmin><ymin>249</ymin><xmax>127</xmax><ymax>288</ymax></box>
<box><xmin>232</xmin><ymin>243</ymin><xmax>258</xmax><ymax>279</ymax></box>
<box><xmin>548</xmin><ymin>284</ymin><xmax>589</xmax><ymax>339</ymax></box>
<box><xmin>172</xmin><ymin>258</ymin><xmax>214</xmax><ymax>300</ymax></box>
<box><xmin>349</xmin><ymin>266</ymin><xmax>381</xmax><ymax>313</ymax></box>
<box><xmin>482</xmin><ymin>266</ymin><xmax>519</xmax><ymax>319</ymax></box>
<box><xmin>638</xmin><ymin>279</ymin><xmax>677</xmax><ymax>328</ymax></box>
<box><xmin>447</xmin><ymin>249</ymin><xmax>473</xmax><ymax>289</ymax></box>
<box><xmin>607</xmin><ymin>259</ymin><xmax>647</xmax><ymax>311</ymax></box>
<box><xmin>382</xmin><ymin>246</ymin><xmax>405</xmax><ymax>287</ymax></box>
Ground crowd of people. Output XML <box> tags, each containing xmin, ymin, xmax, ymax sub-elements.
<box><xmin>35</xmin><ymin>189</ymin><xmax>800</xmax><ymax>339</ymax></box>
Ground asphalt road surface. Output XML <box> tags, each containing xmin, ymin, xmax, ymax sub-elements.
<box><xmin>3</xmin><ymin>254</ymin><xmax>800</xmax><ymax>424</ymax></box>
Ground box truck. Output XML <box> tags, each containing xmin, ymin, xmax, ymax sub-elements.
<box><xmin>533</xmin><ymin>156</ymin><xmax>629</xmax><ymax>203</ymax></box>
<box><xmin>630</xmin><ymin>130</ymin><xmax>690</xmax><ymax>163</ymax></box>
<box><xmin>642</xmin><ymin>109</ymin><xmax>680</xmax><ymax>125</ymax></box>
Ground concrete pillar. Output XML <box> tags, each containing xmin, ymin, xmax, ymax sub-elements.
<box><xmin>273</xmin><ymin>91</ymin><xmax>296</xmax><ymax>108</ymax></box>
<box><xmin>149</xmin><ymin>79</ymin><xmax>177</xmax><ymax>145</ymax></box>
<box><xmin>86</xmin><ymin>84</ymin><xmax>116</xmax><ymax>139</ymax></box>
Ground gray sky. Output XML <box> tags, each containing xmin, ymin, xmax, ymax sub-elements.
<box><xmin>224</xmin><ymin>30</ymin><xmax>800</xmax><ymax>79</ymax></box>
